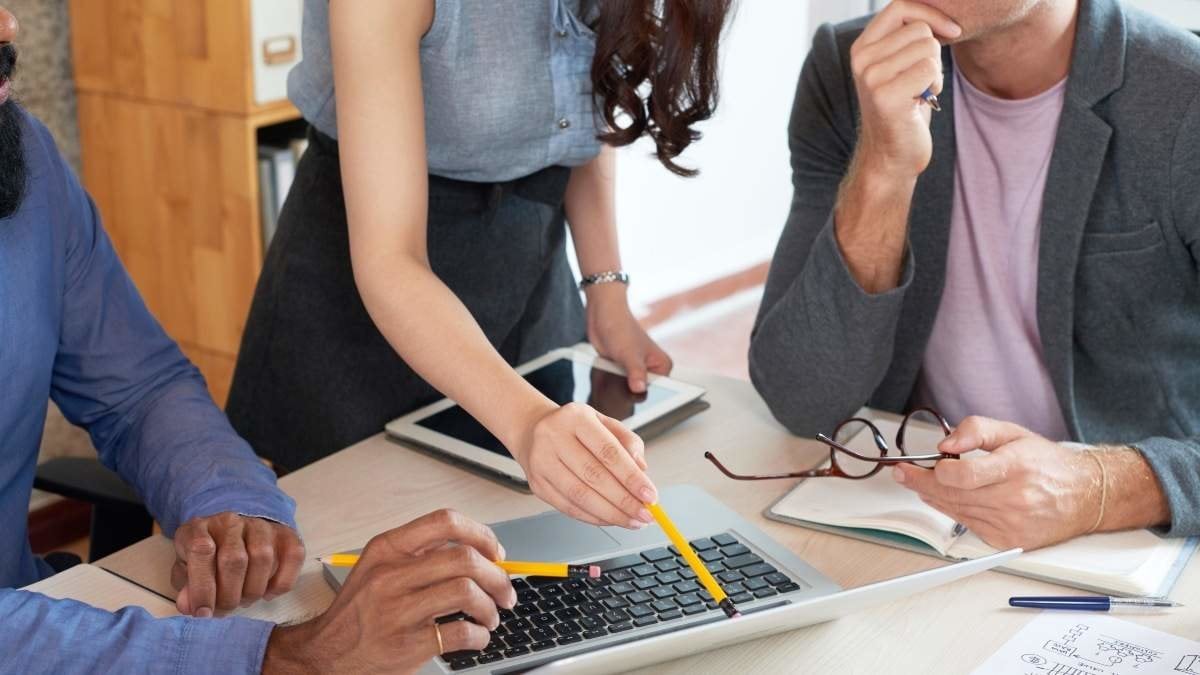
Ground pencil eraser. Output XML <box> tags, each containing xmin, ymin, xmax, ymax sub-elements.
<box><xmin>588</xmin><ymin>565</ymin><xmax>601</xmax><ymax>579</ymax></box>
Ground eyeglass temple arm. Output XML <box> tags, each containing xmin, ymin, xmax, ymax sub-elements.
<box><xmin>815</xmin><ymin>434</ymin><xmax>948</xmax><ymax>463</ymax></box>
<box><xmin>703</xmin><ymin>451</ymin><xmax>830</xmax><ymax>481</ymax></box>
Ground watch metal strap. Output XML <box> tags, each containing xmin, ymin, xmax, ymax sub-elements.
<box><xmin>579</xmin><ymin>270</ymin><xmax>630</xmax><ymax>289</ymax></box>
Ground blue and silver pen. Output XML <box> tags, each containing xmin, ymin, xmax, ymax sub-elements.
<box><xmin>1009</xmin><ymin>596</ymin><xmax>1183</xmax><ymax>612</ymax></box>
<box><xmin>919</xmin><ymin>87</ymin><xmax>942</xmax><ymax>112</ymax></box>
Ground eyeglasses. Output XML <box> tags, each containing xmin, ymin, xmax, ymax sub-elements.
<box><xmin>705</xmin><ymin>407</ymin><xmax>958</xmax><ymax>481</ymax></box>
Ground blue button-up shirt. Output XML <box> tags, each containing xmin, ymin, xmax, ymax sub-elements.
<box><xmin>0</xmin><ymin>107</ymin><xmax>297</xmax><ymax>672</ymax></box>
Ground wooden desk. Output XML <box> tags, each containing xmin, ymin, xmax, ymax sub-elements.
<box><xmin>22</xmin><ymin>564</ymin><xmax>178</xmax><ymax>618</ymax></box>
<box><xmin>94</xmin><ymin>371</ymin><xmax>1200</xmax><ymax>672</ymax></box>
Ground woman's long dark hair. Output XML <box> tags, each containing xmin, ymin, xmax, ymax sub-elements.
<box><xmin>591</xmin><ymin>0</ymin><xmax>733</xmax><ymax>177</ymax></box>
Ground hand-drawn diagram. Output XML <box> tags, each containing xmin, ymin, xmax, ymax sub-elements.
<box><xmin>1176</xmin><ymin>655</ymin><xmax>1200</xmax><ymax>675</ymax></box>
<box><xmin>975</xmin><ymin>615</ymin><xmax>1199</xmax><ymax>675</ymax></box>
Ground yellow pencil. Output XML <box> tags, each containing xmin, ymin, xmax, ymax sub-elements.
<box><xmin>645</xmin><ymin>502</ymin><xmax>741</xmax><ymax>618</ymax></box>
<box><xmin>317</xmin><ymin>554</ymin><xmax>601</xmax><ymax>579</ymax></box>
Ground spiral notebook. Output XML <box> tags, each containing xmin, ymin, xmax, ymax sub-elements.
<box><xmin>765</xmin><ymin>416</ymin><xmax>1197</xmax><ymax>597</ymax></box>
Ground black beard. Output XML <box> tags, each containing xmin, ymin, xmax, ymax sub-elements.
<box><xmin>0</xmin><ymin>42</ymin><xmax>25</xmax><ymax>221</ymax></box>
<box><xmin>0</xmin><ymin>100</ymin><xmax>25</xmax><ymax>220</ymax></box>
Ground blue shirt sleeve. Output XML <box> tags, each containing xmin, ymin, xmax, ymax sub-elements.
<box><xmin>35</xmin><ymin>117</ymin><xmax>296</xmax><ymax>535</ymax></box>
<box><xmin>0</xmin><ymin>588</ymin><xmax>273</xmax><ymax>673</ymax></box>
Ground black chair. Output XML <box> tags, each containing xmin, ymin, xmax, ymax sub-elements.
<box><xmin>33</xmin><ymin>457</ymin><xmax>153</xmax><ymax>562</ymax></box>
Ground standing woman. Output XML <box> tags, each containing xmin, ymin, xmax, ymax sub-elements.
<box><xmin>227</xmin><ymin>0</ymin><xmax>732</xmax><ymax>528</ymax></box>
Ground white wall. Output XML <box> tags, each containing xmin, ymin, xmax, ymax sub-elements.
<box><xmin>611</xmin><ymin>1</ymin><xmax>872</xmax><ymax>311</ymax></box>
<box><xmin>1125</xmin><ymin>0</ymin><xmax>1200</xmax><ymax>28</ymax></box>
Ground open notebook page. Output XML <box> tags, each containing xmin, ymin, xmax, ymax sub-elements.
<box><xmin>770</xmin><ymin>417</ymin><xmax>962</xmax><ymax>554</ymax></box>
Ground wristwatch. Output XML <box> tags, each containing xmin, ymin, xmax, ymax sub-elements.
<box><xmin>579</xmin><ymin>270</ymin><xmax>630</xmax><ymax>290</ymax></box>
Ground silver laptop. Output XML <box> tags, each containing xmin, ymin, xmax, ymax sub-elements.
<box><xmin>322</xmin><ymin>485</ymin><xmax>1018</xmax><ymax>674</ymax></box>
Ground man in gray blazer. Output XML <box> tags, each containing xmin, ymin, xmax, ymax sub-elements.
<box><xmin>751</xmin><ymin>0</ymin><xmax>1200</xmax><ymax>550</ymax></box>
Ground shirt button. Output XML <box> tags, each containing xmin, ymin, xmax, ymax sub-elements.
<box><xmin>557</xmin><ymin>118</ymin><xmax>571</xmax><ymax>130</ymax></box>
<box><xmin>557</xmin><ymin>30</ymin><xmax>569</xmax><ymax>38</ymax></box>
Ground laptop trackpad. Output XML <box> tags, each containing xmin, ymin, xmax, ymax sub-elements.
<box><xmin>494</xmin><ymin>512</ymin><xmax>622</xmax><ymax>562</ymax></box>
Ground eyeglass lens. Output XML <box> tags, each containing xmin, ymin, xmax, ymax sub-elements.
<box><xmin>899</xmin><ymin>409</ymin><xmax>950</xmax><ymax>468</ymax></box>
<box><xmin>831</xmin><ymin>419</ymin><xmax>885</xmax><ymax>478</ymax></box>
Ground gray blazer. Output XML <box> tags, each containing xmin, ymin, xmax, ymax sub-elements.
<box><xmin>750</xmin><ymin>0</ymin><xmax>1200</xmax><ymax>536</ymax></box>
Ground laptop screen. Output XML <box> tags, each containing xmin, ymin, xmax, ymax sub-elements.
<box><xmin>415</xmin><ymin>357</ymin><xmax>674</xmax><ymax>458</ymax></box>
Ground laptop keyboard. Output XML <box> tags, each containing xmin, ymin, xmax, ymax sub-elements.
<box><xmin>438</xmin><ymin>532</ymin><xmax>806</xmax><ymax>671</ymax></box>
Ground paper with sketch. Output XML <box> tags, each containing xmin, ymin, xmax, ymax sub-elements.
<box><xmin>971</xmin><ymin>613</ymin><xmax>1200</xmax><ymax>675</ymax></box>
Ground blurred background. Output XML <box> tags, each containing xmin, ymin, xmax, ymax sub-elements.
<box><xmin>13</xmin><ymin>0</ymin><xmax>1200</xmax><ymax>555</ymax></box>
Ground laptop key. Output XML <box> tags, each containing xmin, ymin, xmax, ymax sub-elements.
<box><xmin>478</xmin><ymin>652</ymin><xmax>504</xmax><ymax>664</ymax></box>
<box><xmin>609</xmin><ymin>622</ymin><xmax>635</xmax><ymax>633</ymax></box>
<box><xmin>607</xmin><ymin>569</ymin><xmax>635</xmax><ymax>583</ymax></box>
<box><xmin>675</xmin><ymin>593</ymin><xmax>702</xmax><ymax>607</ymax></box>
<box><xmin>698</xmin><ymin>549</ymin><xmax>724</xmax><ymax>563</ymax></box>
<box><xmin>682</xmin><ymin>605</ymin><xmax>707</xmax><ymax>616</ymax></box>
<box><xmin>754</xmin><ymin>587</ymin><xmax>778</xmax><ymax>599</ymax></box>
<box><xmin>651</xmin><ymin>600</ymin><xmax>676</xmax><ymax>613</ymax></box>
<box><xmin>654</xmin><ymin>559</ymin><xmax>678</xmax><ymax>572</ymax></box>
<box><xmin>650</xmin><ymin>587</ymin><xmax>675</xmax><ymax>600</ymax></box>
<box><xmin>532</xmin><ymin>613</ymin><xmax>557</xmax><ymax>627</ymax></box>
<box><xmin>557</xmin><ymin>634</ymin><xmax>583</xmax><ymax>646</ymax></box>
<box><xmin>581</xmin><ymin>602</ymin><xmax>606</xmax><ymax>615</ymax></box>
<box><xmin>631</xmin><ymin>564</ymin><xmax>657</xmax><ymax>578</ymax></box>
<box><xmin>505</xmin><ymin>633</ymin><xmax>532</xmax><ymax>647</ymax></box>
<box><xmin>556</xmin><ymin>620</ymin><xmax>581</xmax><ymax>636</ymax></box>
<box><xmin>659</xmin><ymin>609</ymin><xmax>683</xmax><ymax>621</ymax></box>
<box><xmin>517</xmin><ymin>590</ymin><xmax>541</xmax><ymax>604</ymax></box>
<box><xmin>602</xmin><ymin>609</ymin><xmax>630</xmax><ymax>624</ymax></box>
<box><xmin>641</xmin><ymin>547</ymin><xmax>674</xmax><ymax>563</ymax></box>
<box><xmin>609</xmin><ymin>582</ymin><xmax>636</xmax><ymax>595</ymax></box>
<box><xmin>554</xmin><ymin>607</ymin><xmax>582</xmax><ymax>621</ymax></box>
<box><xmin>777</xmin><ymin>582</ymin><xmax>801</xmax><ymax>593</ymax></box>
<box><xmin>627</xmin><ymin>591</ymin><xmax>653</xmax><ymax>605</ymax></box>
<box><xmin>563</xmin><ymin>592</ymin><xmax>588</xmax><ymax>605</ymax></box>
<box><xmin>601</xmin><ymin>597</ymin><xmax>629</xmax><ymax>609</ymax></box>
<box><xmin>633</xmin><ymin>615</ymin><xmax>658</xmax><ymax>628</ymax></box>
<box><xmin>742</xmin><ymin>563</ymin><xmax>777</xmax><ymax>578</ymax></box>
<box><xmin>538</xmin><ymin>598</ymin><xmax>564</xmax><ymax>612</ymax></box>
<box><xmin>723</xmin><ymin>553</ymin><xmax>764</xmax><ymax>569</ymax></box>
<box><xmin>499</xmin><ymin>608</ymin><xmax>516</xmax><ymax>622</ymax></box>
<box><xmin>587</xmin><ymin>587</ymin><xmax>613</xmax><ymax>601</ymax></box>
<box><xmin>627</xmin><ymin>604</ymin><xmax>655</xmax><ymax>619</ymax></box>
<box><xmin>717</xmin><ymin>571</ymin><xmax>743</xmax><ymax>584</ymax></box>
<box><xmin>511</xmin><ymin>578</ymin><xmax>531</xmax><ymax>591</ymax></box>
<box><xmin>699</xmin><ymin>590</ymin><xmax>713</xmax><ymax>602</ymax></box>
<box><xmin>509</xmin><ymin>618</ymin><xmax>533</xmax><ymax>631</ymax></box>
<box><xmin>730</xmin><ymin>592</ymin><xmax>753</xmax><ymax>604</ymax></box>
<box><xmin>541</xmin><ymin>585</ymin><xmax>565</xmax><ymax>598</ymax></box>
<box><xmin>633</xmin><ymin>577</ymin><xmax>658</xmax><ymax>590</ymax></box>
<box><xmin>583</xmin><ymin>629</ymin><xmax>608</xmax><ymax>640</ymax></box>
<box><xmin>743</xmin><ymin>578</ymin><xmax>769</xmax><ymax>592</ymax></box>
<box><xmin>528</xmin><ymin>576</ymin><xmax>562</xmax><ymax>588</ymax></box>
<box><xmin>528</xmin><ymin>627</ymin><xmax>555</xmax><ymax>642</ymax></box>
<box><xmin>689</xmin><ymin>538</ymin><xmax>717</xmax><ymax>551</ymax></box>
<box><xmin>711</xmin><ymin>533</ymin><xmax>738</xmax><ymax>547</ymax></box>
<box><xmin>449</xmin><ymin>657</ymin><xmax>476</xmax><ymax>671</ymax></box>
<box><xmin>720</xmin><ymin>543</ymin><xmax>751</xmax><ymax>557</ymax></box>
<box><xmin>515</xmin><ymin>603</ymin><xmax>538</xmax><ymax>617</ymax></box>
<box><xmin>655</xmin><ymin>571</ymin><xmax>681</xmax><ymax>585</ymax></box>
<box><xmin>724</xmin><ymin>582</ymin><xmax>747</xmax><ymax>595</ymax></box>
<box><xmin>531</xmin><ymin>640</ymin><xmax>556</xmax><ymax>652</ymax></box>
<box><xmin>705</xmin><ymin>562</ymin><xmax>724</xmax><ymax>574</ymax></box>
<box><xmin>679</xmin><ymin>568</ymin><xmax>697</xmax><ymax>580</ymax></box>
<box><xmin>673</xmin><ymin>581</ymin><xmax>700</xmax><ymax>594</ymax></box>
<box><xmin>764</xmin><ymin>573</ymin><xmax>791</xmax><ymax>586</ymax></box>
<box><xmin>563</xmin><ymin>580</ymin><xmax>587</xmax><ymax>592</ymax></box>
<box><xmin>503</xmin><ymin>646</ymin><xmax>530</xmax><ymax>658</ymax></box>
<box><xmin>578</xmin><ymin>616</ymin><xmax>604</xmax><ymax>631</ymax></box>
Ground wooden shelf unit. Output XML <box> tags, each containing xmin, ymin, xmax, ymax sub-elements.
<box><xmin>69</xmin><ymin>0</ymin><xmax>301</xmax><ymax>404</ymax></box>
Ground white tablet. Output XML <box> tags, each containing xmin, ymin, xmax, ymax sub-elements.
<box><xmin>385</xmin><ymin>347</ymin><xmax>707</xmax><ymax>486</ymax></box>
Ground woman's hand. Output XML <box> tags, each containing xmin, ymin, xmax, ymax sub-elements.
<box><xmin>512</xmin><ymin>401</ymin><xmax>658</xmax><ymax>529</ymax></box>
<box><xmin>585</xmin><ymin>283</ymin><xmax>673</xmax><ymax>394</ymax></box>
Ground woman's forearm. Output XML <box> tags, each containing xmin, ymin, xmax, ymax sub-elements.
<box><xmin>565</xmin><ymin>146</ymin><xmax>622</xmax><ymax>276</ymax></box>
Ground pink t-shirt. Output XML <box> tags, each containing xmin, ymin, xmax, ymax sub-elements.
<box><xmin>915</xmin><ymin>65</ymin><xmax>1071</xmax><ymax>441</ymax></box>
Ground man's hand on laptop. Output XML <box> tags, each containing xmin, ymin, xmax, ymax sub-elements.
<box><xmin>890</xmin><ymin>416</ymin><xmax>1170</xmax><ymax>550</ymax></box>
<box><xmin>172</xmin><ymin>512</ymin><xmax>305</xmax><ymax>616</ymax></box>
<box><xmin>261</xmin><ymin>510</ymin><xmax>517</xmax><ymax>674</ymax></box>
<box><xmin>515</xmin><ymin>402</ymin><xmax>659</xmax><ymax>530</ymax></box>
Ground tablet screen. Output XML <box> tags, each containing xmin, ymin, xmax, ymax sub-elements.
<box><xmin>415</xmin><ymin>358</ymin><xmax>674</xmax><ymax>458</ymax></box>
